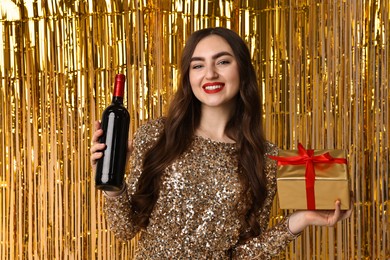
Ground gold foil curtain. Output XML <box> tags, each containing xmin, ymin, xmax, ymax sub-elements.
<box><xmin>0</xmin><ymin>0</ymin><xmax>388</xmax><ymax>259</ymax></box>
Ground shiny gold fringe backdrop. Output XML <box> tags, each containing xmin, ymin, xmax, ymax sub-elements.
<box><xmin>0</xmin><ymin>0</ymin><xmax>388</xmax><ymax>259</ymax></box>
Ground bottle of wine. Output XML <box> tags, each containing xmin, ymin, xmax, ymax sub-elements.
<box><xmin>95</xmin><ymin>74</ymin><xmax>130</xmax><ymax>191</ymax></box>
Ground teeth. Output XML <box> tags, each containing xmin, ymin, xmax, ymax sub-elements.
<box><xmin>204</xmin><ymin>85</ymin><xmax>222</xmax><ymax>90</ymax></box>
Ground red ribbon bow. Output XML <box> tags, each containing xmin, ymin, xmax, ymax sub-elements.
<box><xmin>269</xmin><ymin>143</ymin><xmax>347</xmax><ymax>210</ymax></box>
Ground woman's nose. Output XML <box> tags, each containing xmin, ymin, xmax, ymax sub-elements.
<box><xmin>205</xmin><ymin>65</ymin><xmax>218</xmax><ymax>79</ymax></box>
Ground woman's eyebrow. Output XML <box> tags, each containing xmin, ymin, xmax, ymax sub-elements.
<box><xmin>190</xmin><ymin>51</ymin><xmax>233</xmax><ymax>62</ymax></box>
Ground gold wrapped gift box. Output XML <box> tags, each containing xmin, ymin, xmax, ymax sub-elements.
<box><xmin>270</xmin><ymin>144</ymin><xmax>351</xmax><ymax>210</ymax></box>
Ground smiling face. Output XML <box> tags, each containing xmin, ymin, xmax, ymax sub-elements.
<box><xmin>189</xmin><ymin>35</ymin><xmax>240</xmax><ymax>111</ymax></box>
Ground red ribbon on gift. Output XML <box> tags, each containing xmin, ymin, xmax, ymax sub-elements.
<box><xmin>269</xmin><ymin>143</ymin><xmax>347</xmax><ymax>210</ymax></box>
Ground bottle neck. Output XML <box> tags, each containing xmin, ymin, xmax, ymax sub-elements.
<box><xmin>112</xmin><ymin>74</ymin><xmax>126</xmax><ymax>105</ymax></box>
<box><xmin>112</xmin><ymin>96</ymin><xmax>124</xmax><ymax>105</ymax></box>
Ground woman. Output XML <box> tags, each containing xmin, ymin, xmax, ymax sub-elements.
<box><xmin>90</xmin><ymin>27</ymin><xmax>352</xmax><ymax>259</ymax></box>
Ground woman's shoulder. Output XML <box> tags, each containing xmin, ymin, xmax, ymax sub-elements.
<box><xmin>263</xmin><ymin>141</ymin><xmax>279</xmax><ymax>183</ymax></box>
<box><xmin>264</xmin><ymin>141</ymin><xmax>279</xmax><ymax>156</ymax></box>
<box><xmin>137</xmin><ymin>117</ymin><xmax>165</xmax><ymax>132</ymax></box>
<box><xmin>133</xmin><ymin>117</ymin><xmax>165</xmax><ymax>143</ymax></box>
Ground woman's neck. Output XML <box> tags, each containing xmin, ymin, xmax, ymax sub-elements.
<box><xmin>195</xmin><ymin>106</ymin><xmax>235</xmax><ymax>143</ymax></box>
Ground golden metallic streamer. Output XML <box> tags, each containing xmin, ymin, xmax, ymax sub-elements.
<box><xmin>0</xmin><ymin>0</ymin><xmax>389</xmax><ymax>259</ymax></box>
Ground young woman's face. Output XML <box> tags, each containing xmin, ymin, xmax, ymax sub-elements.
<box><xmin>189</xmin><ymin>35</ymin><xmax>240</xmax><ymax>110</ymax></box>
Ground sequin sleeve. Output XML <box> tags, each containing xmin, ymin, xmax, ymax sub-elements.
<box><xmin>233</xmin><ymin>143</ymin><xmax>301</xmax><ymax>259</ymax></box>
<box><xmin>102</xmin><ymin>118</ymin><xmax>165</xmax><ymax>241</ymax></box>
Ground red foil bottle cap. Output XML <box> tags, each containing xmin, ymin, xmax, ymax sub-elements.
<box><xmin>113</xmin><ymin>74</ymin><xmax>126</xmax><ymax>97</ymax></box>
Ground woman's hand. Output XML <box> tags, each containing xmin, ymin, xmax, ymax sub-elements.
<box><xmin>90</xmin><ymin>120</ymin><xmax>133</xmax><ymax>174</ymax></box>
<box><xmin>287</xmin><ymin>194</ymin><xmax>354</xmax><ymax>235</ymax></box>
<box><xmin>90</xmin><ymin>120</ymin><xmax>133</xmax><ymax>196</ymax></box>
<box><xmin>90</xmin><ymin>121</ymin><xmax>106</xmax><ymax>174</ymax></box>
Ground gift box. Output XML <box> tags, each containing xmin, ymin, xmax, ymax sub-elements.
<box><xmin>269</xmin><ymin>143</ymin><xmax>351</xmax><ymax>210</ymax></box>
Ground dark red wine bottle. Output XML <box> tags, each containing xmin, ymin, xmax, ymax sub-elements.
<box><xmin>95</xmin><ymin>74</ymin><xmax>130</xmax><ymax>191</ymax></box>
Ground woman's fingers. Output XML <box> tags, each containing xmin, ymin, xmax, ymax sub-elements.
<box><xmin>94</xmin><ymin>120</ymin><xmax>101</xmax><ymax>132</ymax></box>
<box><xmin>92</xmin><ymin>131</ymin><xmax>103</xmax><ymax>144</ymax></box>
<box><xmin>91</xmin><ymin>150</ymin><xmax>104</xmax><ymax>161</ymax></box>
<box><xmin>92</xmin><ymin>121</ymin><xmax>102</xmax><ymax>143</ymax></box>
<box><xmin>327</xmin><ymin>200</ymin><xmax>341</xmax><ymax>226</ymax></box>
<box><xmin>91</xmin><ymin>121</ymin><xmax>105</xmax><ymax>168</ymax></box>
<box><xmin>90</xmin><ymin>143</ymin><xmax>106</xmax><ymax>154</ymax></box>
<box><xmin>91</xmin><ymin>120</ymin><xmax>133</xmax><ymax>171</ymax></box>
<box><xmin>90</xmin><ymin>144</ymin><xmax>106</xmax><ymax>166</ymax></box>
<box><xmin>328</xmin><ymin>197</ymin><xmax>355</xmax><ymax>226</ymax></box>
<box><xmin>340</xmin><ymin>192</ymin><xmax>355</xmax><ymax>220</ymax></box>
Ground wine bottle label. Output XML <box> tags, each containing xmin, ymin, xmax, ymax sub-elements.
<box><xmin>102</xmin><ymin>112</ymin><xmax>116</xmax><ymax>181</ymax></box>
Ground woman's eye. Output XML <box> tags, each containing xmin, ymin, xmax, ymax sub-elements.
<box><xmin>218</xmin><ymin>60</ymin><xmax>230</xmax><ymax>65</ymax></box>
<box><xmin>191</xmin><ymin>64</ymin><xmax>203</xmax><ymax>69</ymax></box>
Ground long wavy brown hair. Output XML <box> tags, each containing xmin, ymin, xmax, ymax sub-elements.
<box><xmin>131</xmin><ymin>27</ymin><xmax>268</xmax><ymax>244</ymax></box>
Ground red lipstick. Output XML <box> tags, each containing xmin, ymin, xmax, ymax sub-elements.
<box><xmin>202</xmin><ymin>82</ymin><xmax>225</xmax><ymax>94</ymax></box>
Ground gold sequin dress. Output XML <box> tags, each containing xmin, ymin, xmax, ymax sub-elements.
<box><xmin>103</xmin><ymin>118</ymin><xmax>299</xmax><ymax>259</ymax></box>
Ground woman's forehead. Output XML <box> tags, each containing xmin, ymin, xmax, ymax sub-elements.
<box><xmin>192</xmin><ymin>35</ymin><xmax>233</xmax><ymax>57</ymax></box>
